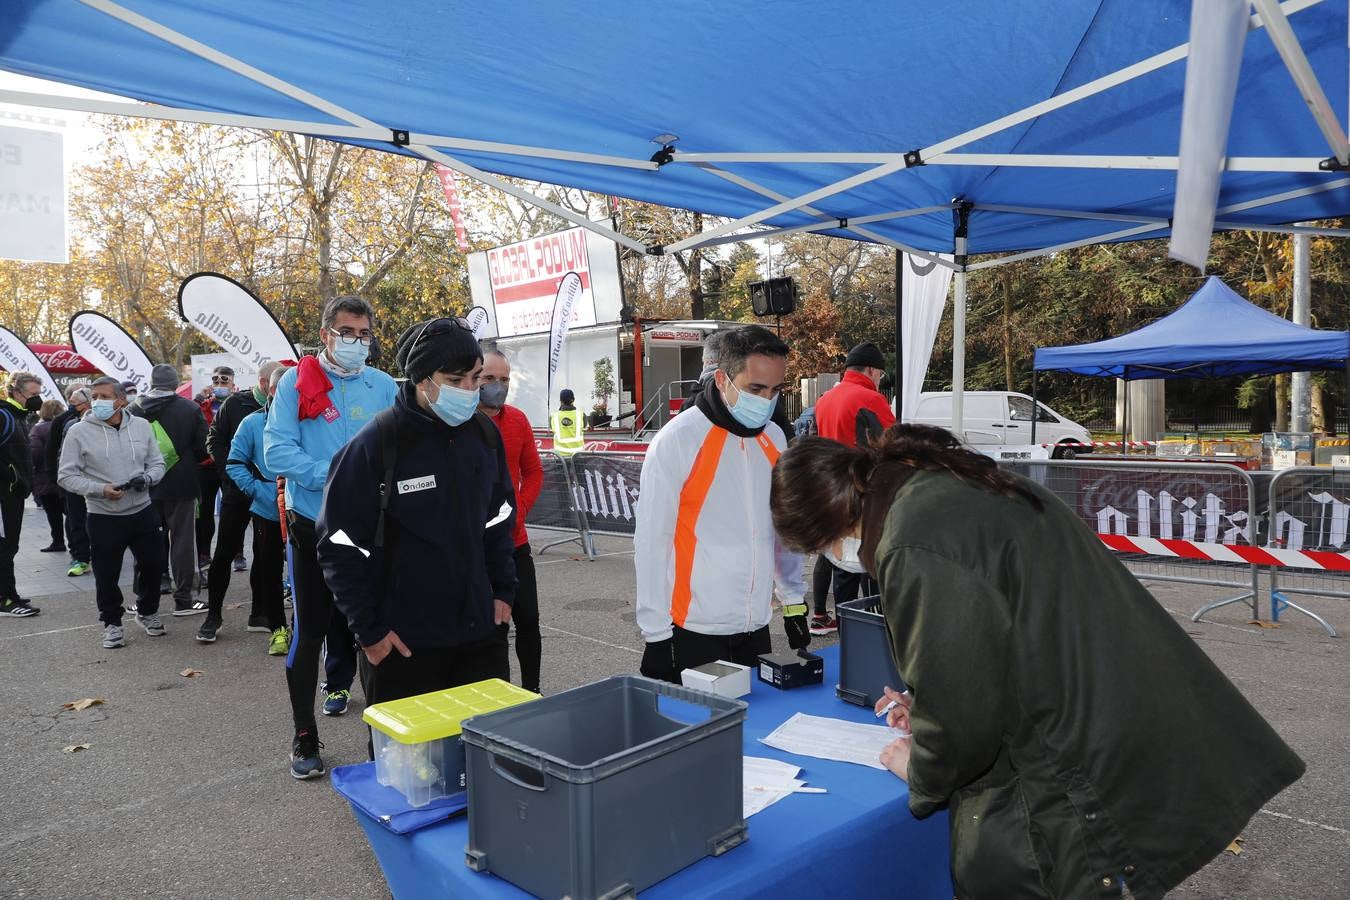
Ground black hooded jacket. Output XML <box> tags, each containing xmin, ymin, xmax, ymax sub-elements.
<box><xmin>208</xmin><ymin>389</ymin><xmax>262</xmax><ymax>505</ymax></box>
<box><xmin>130</xmin><ymin>393</ymin><xmax>209</xmax><ymax>502</ymax></box>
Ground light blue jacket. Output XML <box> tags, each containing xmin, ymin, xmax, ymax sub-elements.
<box><xmin>263</xmin><ymin>359</ymin><xmax>397</xmax><ymax>522</ymax></box>
<box><xmin>225</xmin><ymin>410</ymin><xmax>280</xmax><ymax>522</ymax></box>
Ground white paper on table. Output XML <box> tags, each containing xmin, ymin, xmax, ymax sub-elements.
<box><xmin>743</xmin><ymin>756</ymin><xmax>806</xmax><ymax>818</ymax></box>
<box><xmin>759</xmin><ymin>712</ymin><xmax>896</xmax><ymax>770</ymax></box>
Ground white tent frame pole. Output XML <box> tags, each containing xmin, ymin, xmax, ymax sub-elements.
<box><xmin>927</xmin><ymin>153</ymin><xmax>1326</xmax><ymax>172</ymax></box>
<box><xmin>75</xmin><ymin>0</ymin><xmax>648</xmax><ymax>254</ymax></box>
<box><xmin>973</xmin><ymin>202</ymin><xmax>1350</xmax><ymax>236</ymax></box>
<box><xmin>952</xmin><ymin>234</ymin><xmax>969</xmax><ymax>437</ymax></box>
<box><xmin>966</xmin><ymin>175</ymin><xmax>1350</xmax><ymax>271</ymax></box>
<box><xmin>681</xmin><ymin>204</ymin><xmax>954</xmax><ymax>251</ymax></box>
<box><xmin>1250</xmin><ymin>0</ymin><xmax>1350</xmax><ymax>164</ymax></box>
<box><xmin>694</xmin><ymin>164</ymin><xmax>961</xmax><ymax>269</ymax></box>
<box><xmin>661</xmin><ymin>160</ymin><xmax>908</xmax><ymax>254</ymax></box>
<box><xmin>674</xmin><ymin>151</ymin><xmax>1326</xmax><ymax>173</ymax></box>
<box><xmin>0</xmin><ymin>88</ymin><xmax>656</xmax><ymax>170</ymax></box>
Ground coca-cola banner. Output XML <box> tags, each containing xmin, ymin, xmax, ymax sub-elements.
<box><xmin>178</xmin><ymin>273</ymin><xmax>298</xmax><ymax>371</ymax></box>
<box><xmin>69</xmin><ymin>311</ymin><xmax>155</xmax><ymax>394</ymax></box>
<box><xmin>28</xmin><ymin>343</ymin><xmax>98</xmax><ymax>374</ymax></box>
<box><xmin>0</xmin><ymin>325</ymin><xmax>65</xmax><ymax>402</ymax></box>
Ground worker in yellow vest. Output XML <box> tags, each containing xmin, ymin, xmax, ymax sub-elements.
<box><xmin>550</xmin><ymin>389</ymin><xmax>585</xmax><ymax>457</ymax></box>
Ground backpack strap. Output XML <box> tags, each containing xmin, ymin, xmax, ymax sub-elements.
<box><xmin>373</xmin><ymin>408</ymin><xmax>399</xmax><ymax>550</ymax></box>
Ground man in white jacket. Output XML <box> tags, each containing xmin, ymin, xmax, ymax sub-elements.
<box><xmin>635</xmin><ymin>325</ymin><xmax>809</xmax><ymax>681</ymax></box>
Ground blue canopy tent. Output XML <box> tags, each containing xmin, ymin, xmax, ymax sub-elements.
<box><xmin>3</xmin><ymin>0</ymin><xmax>1350</xmax><ymax>430</ymax></box>
<box><xmin>1030</xmin><ymin>275</ymin><xmax>1350</xmax><ymax>441</ymax></box>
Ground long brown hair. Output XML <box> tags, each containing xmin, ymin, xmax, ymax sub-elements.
<box><xmin>771</xmin><ymin>424</ymin><xmax>1043</xmax><ymax>553</ymax></box>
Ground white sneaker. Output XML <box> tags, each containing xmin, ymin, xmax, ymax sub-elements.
<box><xmin>102</xmin><ymin>624</ymin><xmax>126</xmax><ymax>649</ymax></box>
<box><xmin>139</xmin><ymin>614</ymin><xmax>166</xmax><ymax>637</ymax></box>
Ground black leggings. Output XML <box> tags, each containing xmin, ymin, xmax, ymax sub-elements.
<box><xmin>511</xmin><ymin>543</ymin><xmax>541</xmax><ymax>693</ymax></box>
<box><xmin>40</xmin><ymin>493</ymin><xmax>64</xmax><ymax>546</ymax></box>
<box><xmin>284</xmin><ymin>514</ymin><xmax>357</xmax><ymax>735</ymax></box>
<box><xmin>206</xmin><ymin>501</ymin><xmax>252</xmax><ymax>616</ymax></box>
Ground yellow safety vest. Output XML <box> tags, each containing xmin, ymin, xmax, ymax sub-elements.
<box><xmin>550</xmin><ymin>408</ymin><xmax>585</xmax><ymax>456</ymax></box>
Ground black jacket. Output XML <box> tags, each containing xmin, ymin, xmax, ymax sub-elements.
<box><xmin>44</xmin><ymin>407</ymin><xmax>80</xmax><ymax>479</ymax></box>
<box><xmin>208</xmin><ymin>390</ymin><xmax>262</xmax><ymax>505</ymax></box>
<box><xmin>317</xmin><ymin>383</ymin><xmax>517</xmax><ymax>650</ymax></box>
<box><xmin>130</xmin><ymin>393</ymin><xmax>209</xmax><ymax>502</ymax></box>
<box><xmin>1</xmin><ymin>399</ymin><xmax>34</xmax><ymax>499</ymax></box>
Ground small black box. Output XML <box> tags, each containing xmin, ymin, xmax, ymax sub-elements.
<box><xmin>757</xmin><ymin>650</ymin><xmax>824</xmax><ymax>690</ymax></box>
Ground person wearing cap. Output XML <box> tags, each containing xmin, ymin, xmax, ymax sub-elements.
<box><xmin>0</xmin><ymin>372</ymin><xmax>43</xmax><ymax>617</ymax></box>
<box><xmin>549</xmin><ymin>389</ymin><xmax>584</xmax><ymax>456</ymax></box>
<box><xmin>196</xmin><ymin>365</ymin><xmax>237</xmax><ymax>566</ymax></box>
<box><xmin>634</xmin><ymin>325</ymin><xmax>809</xmax><ymax>681</ymax></box>
<box><xmin>808</xmin><ymin>341</ymin><xmax>896</xmax><ymax>635</ymax></box>
<box><xmin>265</xmin><ymin>295</ymin><xmax>397</xmax><ymax>780</ymax></box>
<box><xmin>478</xmin><ymin>349</ymin><xmax>544</xmax><ymax>693</ymax></box>
<box><xmin>318</xmin><ymin>317</ymin><xmax>517</xmax><ymax>741</ymax></box>
<box><xmin>47</xmin><ymin>383</ymin><xmax>93</xmax><ymax>577</ymax></box>
<box><xmin>130</xmin><ymin>364</ymin><xmax>210</xmax><ymax>616</ymax></box>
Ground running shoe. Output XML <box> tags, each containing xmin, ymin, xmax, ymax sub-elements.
<box><xmin>290</xmin><ymin>729</ymin><xmax>326</xmax><ymax>780</ymax></box>
<box><xmin>173</xmin><ymin>600</ymin><xmax>208</xmax><ymax>617</ymax></box>
<box><xmin>139</xmin><ymin>613</ymin><xmax>166</xmax><ymax>637</ymax></box>
<box><xmin>40</xmin><ymin>543</ymin><xmax>66</xmax><ymax>553</ymax></box>
<box><xmin>102</xmin><ymin>623</ymin><xmax>125</xmax><ymax>648</ymax></box>
<box><xmin>268</xmin><ymin>626</ymin><xmax>291</xmax><ymax>656</ymax></box>
<box><xmin>322</xmin><ymin>689</ymin><xmax>350</xmax><ymax>717</ymax></box>
<box><xmin>68</xmin><ymin>561</ymin><xmax>91</xmax><ymax>577</ymax></box>
<box><xmin>808</xmin><ymin>613</ymin><xmax>839</xmax><ymax>636</ymax></box>
<box><xmin>196</xmin><ymin>616</ymin><xmax>221</xmax><ymax>643</ymax></box>
<box><xmin>246</xmin><ymin>615</ymin><xmax>270</xmax><ymax>633</ymax></box>
<box><xmin>0</xmin><ymin>598</ymin><xmax>39</xmax><ymax>617</ymax></box>
<box><xmin>232</xmin><ymin>554</ymin><xmax>247</xmax><ymax>573</ymax></box>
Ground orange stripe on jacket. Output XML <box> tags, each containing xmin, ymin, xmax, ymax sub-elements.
<box><xmin>670</xmin><ymin>427</ymin><xmax>780</xmax><ymax>628</ymax></box>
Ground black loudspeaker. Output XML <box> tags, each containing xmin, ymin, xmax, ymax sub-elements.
<box><xmin>749</xmin><ymin>276</ymin><xmax>797</xmax><ymax>316</ymax></box>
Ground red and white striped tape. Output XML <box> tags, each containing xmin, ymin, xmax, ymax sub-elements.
<box><xmin>1097</xmin><ymin>533</ymin><xmax>1350</xmax><ymax>572</ymax></box>
<box><xmin>1041</xmin><ymin>440</ymin><xmax>1159</xmax><ymax>449</ymax></box>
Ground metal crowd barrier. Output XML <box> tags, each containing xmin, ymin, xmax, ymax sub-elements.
<box><xmin>527</xmin><ymin>450</ymin><xmax>596</xmax><ymax>558</ymax></box>
<box><xmin>998</xmin><ymin>459</ymin><xmax>1262</xmax><ymax>623</ymax></box>
<box><xmin>1264</xmin><ymin>466</ymin><xmax>1350</xmax><ymax>637</ymax></box>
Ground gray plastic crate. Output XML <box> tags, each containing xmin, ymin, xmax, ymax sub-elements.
<box><xmin>836</xmin><ymin>595</ymin><xmax>907</xmax><ymax>706</ymax></box>
<box><xmin>460</xmin><ymin>674</ymin><xmax>748</xmax><ymax>900</ymax></box>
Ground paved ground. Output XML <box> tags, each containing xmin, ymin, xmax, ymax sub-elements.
<box><xmin>1</xmin><ymin>504</ymin><xmax>1347</xmax><ymax>898</ymax></box>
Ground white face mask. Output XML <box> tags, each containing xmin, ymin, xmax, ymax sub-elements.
<box><xmin>822</xmin><ymin>535</ymin><xmax>867</xmax><ymax>575</ymax></box>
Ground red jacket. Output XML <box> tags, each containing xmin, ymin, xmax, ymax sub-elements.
<box><xmin>814</xmin><ymin>370</ymin><xmax>896</xmax><ymax>448</ymax></box>
<box><xmin>489</xmin><ymin>403</ymin><xmax>544</xmax><ymax>548</ymax></box>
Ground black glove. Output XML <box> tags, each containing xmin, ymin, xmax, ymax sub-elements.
<box><xmin>640</xmin><ymin>638</ymin><xmax>678</xmax><ymax>683</ymax></box>
<box><xmin>782</xmin><ymin>602</ymin><xmax>812</xmax><ymax>650</ymax></box>
<box><xmin>126</xmin><ymin>475</ymin><xmax>148</xmax><ymax>492</ymax></box>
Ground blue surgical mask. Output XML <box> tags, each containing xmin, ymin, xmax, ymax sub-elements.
<box><xmin>213</xmin><ymin>386</ymin><xmax>230</xmax><ymax>399</ymax></box>
<box><xmin>91</xmin><ymin>399</ymin><xmax>116</xmax><ymax>421</ymax></box>
<box><xmin>723</xmin><ymin>379</ymin><xmax>778</xmax><ymax>430</ymax></box>
<box><xmin>424</xmin><ymin>381</ymin><xmax>479</xmax><ymax>427</ymax></box>
<box><xmin>330</xmin><ymin>341</ymin><xmax>369</xmax><ymax>372</ymax></box>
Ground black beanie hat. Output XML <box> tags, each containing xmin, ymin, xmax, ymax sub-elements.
<box><xmin>395</xmin><ymin>317</ymin><xmax>482</xmax><ymax>383</ymax></box>
<box><xmin>844</xmin><ymin>342</ymin><xmax>886</xmax><ymax>370</ymax></box>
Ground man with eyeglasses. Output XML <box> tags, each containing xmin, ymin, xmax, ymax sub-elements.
<box><xmin>265</xmin><ymin>296</ymin><xmax>397</xmax><ymax>780</ymax></box>
<box><xmin>634</xmin><ymin>325</ymin><xmax>810</xmax><ymax>681</ymax></box>
<box><xmin>318</xmin><ymin>317</ymin><xmax>517</xmax><ymax>738</ymax></box>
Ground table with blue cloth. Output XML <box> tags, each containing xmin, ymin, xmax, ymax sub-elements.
<box><xmin>338</xmin><ymin>645</ymin><xmax>953</xmax><ymax>899</ymax></box>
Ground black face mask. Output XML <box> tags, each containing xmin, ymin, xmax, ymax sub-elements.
<box><xmin>24</xmin><ymin>395</ymin><xmax>42</xmax><ymax>413</ymax></box>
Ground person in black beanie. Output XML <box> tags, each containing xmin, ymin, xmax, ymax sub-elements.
<box><xmin>318</xmin><ymin>316</ymin><xmax>519</xmax><ymax>746</ymax></box>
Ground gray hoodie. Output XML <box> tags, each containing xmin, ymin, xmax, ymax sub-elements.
<box><xmin>57</xmin><ymin>411</ymin><xmax>166</xmax><ymax>516</ymax></box>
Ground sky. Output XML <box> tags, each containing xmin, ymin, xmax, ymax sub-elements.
<box><xmin>0</xmin><ymin>71</ymin><xmax>121</xmax><ymax>172</ymax></box>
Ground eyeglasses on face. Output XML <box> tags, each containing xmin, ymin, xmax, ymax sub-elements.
<box><xmin>211</xmin><ymin>376</ymin><xmax>233</xmax><ymax>385</ymax></box>
<box><xmin>328</xmin><ymin>327</ymin><xmax>375</xmax><ymax>346</ymax></box>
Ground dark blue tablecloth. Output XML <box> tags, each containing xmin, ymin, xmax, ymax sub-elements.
<box><xmin>341</xmin><ymin>645</ymin><xmax>953</xmax><ymax>899</ymax></box>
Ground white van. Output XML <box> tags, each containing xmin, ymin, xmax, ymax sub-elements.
<box><xmin>910</xmin><ymin>391</ymin><xmax>1092</xmax><ymax>457</ymax></box>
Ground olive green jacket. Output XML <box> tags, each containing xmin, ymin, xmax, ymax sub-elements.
<box><xmin>867</xmin><ymin>466</ymin><xmax>1304</xmax><ymax>900</ymax></box>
